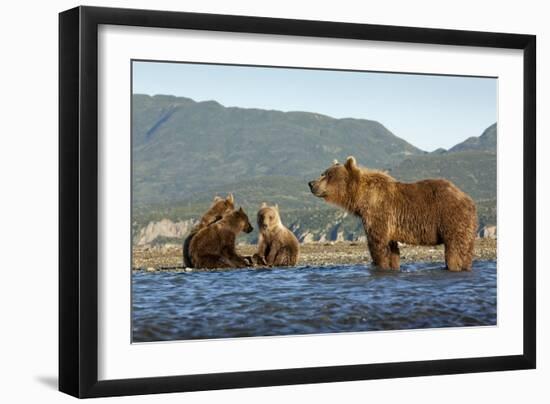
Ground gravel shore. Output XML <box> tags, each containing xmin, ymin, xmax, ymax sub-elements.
<box><xmin>132</xmin><ymin>238</ymin><xmax>496</xmax><ymax>271</ymax></box>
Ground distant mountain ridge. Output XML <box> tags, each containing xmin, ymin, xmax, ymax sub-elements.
<box><xmin>448</xmin><ymin>123</ymin><xmax>496</xmax><ymax>153</ymax></box>
<box><xmin>132</xmin><ymin>94</ymin><xmax>423</xmax><ymax>206</ymax></box>
<box><xmin>389</xmin><ymin>123</ymin><xmax>496</xmax><ymax>201</ymax></box>
<box><xmin>131</xmin><ymin>94</ymin><xmax>497</xmax><ymax>244</ymax></box>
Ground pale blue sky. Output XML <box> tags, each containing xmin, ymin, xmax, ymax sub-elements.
<box><xmin>132</xmin><ymin>60</ymin><xmax>497</xmax><ymax>151</ymax></box>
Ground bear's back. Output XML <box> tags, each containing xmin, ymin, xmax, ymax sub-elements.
<box><xmin>190</xmin><ymin>222</ymin><xmax>229</xmax><ymax>253</ymax></box>
<box><xmin>397</xmin><ymin>178</ymin><xmax>473</xmax><ymax>207</ymax></box>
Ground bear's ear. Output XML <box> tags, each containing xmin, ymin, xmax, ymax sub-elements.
<box><xmin>213</xmin><ymin>195</ymin><xmax>223</xmax><ymax>202</ymax></box>
<box><xmin>345</xmin><ymin>156</ymin><xmax>358</xmax><ymax>172</ymax></box>
<box><xmin>260</xmin><ymin>202</ymin><xmax>267</xmax><ymax>208</ymax></box>
<box><xmin>332</xmin><ymin>159</ymin><xmax>339</xmax><ymax>165</ymax></box>
<box><xmin>238</xmin><ymin>206</ymin><xmax>244</xmax><ymax>213</ymax></box>
<box><xmin>226</xmin><ymin>193</ymin><xmax>234</xmax><ymax>204</ymax></box>
<box><xmin>274</xmin><ymin>203</ymin><xmax>279</xmax><ymax>211</ymax></box>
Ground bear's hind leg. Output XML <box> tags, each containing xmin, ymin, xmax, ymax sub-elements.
<box><xmin>194</xmin><ymin>254</ymin><xmax>231</xmax><ymax>269</ymax></box>
<box><xmin>273</xmin><ymin>248</ymin><xmax>293</xmax><ymax>267</ymax></box>
<box><xmin>444</xmin><ymin>242</ymin><xmax>465</xmax><ymax>272</ymax></box>
<box><xmin>462</xmin><ymin>237</ymin><xmax>475</xmax><ymax>271</ymax></box>
<box><xmin>389</xmin><ymin>241</ymin><xmax>400</xmax><ymax>270</ymax></box>
<box><xmin>444</xmin><ymin>233</ymin><xmax>475</xmax><ymax>271</ymax></box>
<box><xmin>183</xmin><ymin>231</ymin><xmax>198</xmax><ymax>268</ymax></box>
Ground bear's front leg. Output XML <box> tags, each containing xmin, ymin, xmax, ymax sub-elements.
<box><xmin>228</xmin><ymin>254</ymin><xmax>252</xmax><ymax>268</ymax></box>
<box><xmin>367</xmin><ymin>237</ymin><xmax>392</xmax><ymax>270</ymax></box>
<box><xmin>251</xmin><ymin>253</ymin><xmax>267</xmax><ymax>266</ymax></box>
<box><xmin>256</xmin><ymin>235</ymin><xmax>268</xmax><ymax>263</ymax></box>
<box><xmin>222</xmin><ymin>245</ymin><xmax>252</xmax><ymax>268</ymax></box>
<box><xmin>265</xmin><ymin>242</ymin><xmax>281</xmax><ymax>266</ymax></box>
<box><xmin>364</xmin><ymin>218</ymin><xmax>395</xmax><ymax>270</ymax></box>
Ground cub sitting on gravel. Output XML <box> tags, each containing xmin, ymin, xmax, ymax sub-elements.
<box><xmin>254</xmin><ymin>203</ymin><xmax>300</xmax><ymax>266</ymax></box>
<box><xmin>189</xmin><ymin>207</ymin><xmax>254</xmax><ymax>269</ymax></box>
<box><xmin>183</xmin><ymin>194</ymin><xmax>234</xmax><ymax>268</ymax></box>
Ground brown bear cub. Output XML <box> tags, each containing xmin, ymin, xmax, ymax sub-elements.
<box><xmin>308</xmin><ymin>156</ymin><xmax>478</xmax><ymax>271</ymax></box>
<box><xmin>254</xmin><ymin>203</ymin><xmax>300</xmax><ymax>267</ymax></box>
<box><xmin>183</xmin><ymin>194</ymin><xmax>234</xmax><ymax>268</ymax></box>
<box><xmin>189</xmin><ymin>207</ymin><xmax>254</xmax><ymax>269</ymax></box>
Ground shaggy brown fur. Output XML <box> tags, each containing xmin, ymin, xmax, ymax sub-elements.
<box><xmin>308</xmin><ymin>156</ymin><xmax>478</xmax><ymax>271</ymax></box>
<box><xmin>189</xmin><ymin>207</ymin><xmax>254</xmax><ymax>269</ymax></box>
<box><xmin>183</xmin><ymin>194</ymin><xmax>234</xmax><ymax>268</ymax></box>
<box><xmin>254</xmin><ymin>203</ymin><xmax>300</xmax><ymax>266</ymax></box>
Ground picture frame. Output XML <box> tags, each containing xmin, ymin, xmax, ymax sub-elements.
<box><xmin>59</xmin><ymin>5</ymin><xmax>536</xmax><ymax>398</ymax></box>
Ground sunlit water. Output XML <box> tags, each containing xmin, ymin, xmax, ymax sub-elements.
<box><xmin>132</xmin><ymin>260</ymin><xmax>496</xmax><ymax>342</ymax></box>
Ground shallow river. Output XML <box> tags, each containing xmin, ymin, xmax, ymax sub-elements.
<box><xmin>132</xmin><ymin>260</ymin><xmax>496</xmax><ymax>342</ymax></box>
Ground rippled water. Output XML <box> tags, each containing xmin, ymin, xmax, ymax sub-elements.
<box><xmin>132</xmin><ymin>261</ymin><xmax>496</xmax><ymax>342</ymax></box>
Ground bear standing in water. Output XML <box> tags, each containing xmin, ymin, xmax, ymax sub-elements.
<box><xmin>190</xmin><ymin>207</ymin><xmax>254</xmax><ymax>269</ymax></box>
<box><xmin>308</xmin><ymin>156</ymin><xmax>477</xmax><ymax>271</ymax></box>
<box><xmin>254</xmin><ymin>203</ymin><xmax>300</xmax><ymax>267</ymax></box>
<box><xmin>183</xmin><ymin>194</ymin><xmax>234</xmax><ymax>268</ymax></box>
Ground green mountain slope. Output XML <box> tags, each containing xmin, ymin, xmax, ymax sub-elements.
<box><xmin>389</xmin><ymin>150</ymin><xmax>496</xmax><ymax>201</ymax></box>
<box><xmin>132</xmin><ymin>94</ymin><xmax>423</xmax><ymax>206</ymax></box>
<box><xmin>131</xmin><ymin>95</ymin><xmax>497</xmax><ymax>243</ymax></box>
<box><xmin>448</xmin><ymin>123</ymin><xmax>496</xmax><ymax>153</ymax></box>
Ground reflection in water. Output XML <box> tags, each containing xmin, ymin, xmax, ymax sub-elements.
<box><xmin>132</xmin><ymin>261</ymin><xmax>496</xmax><ymax>342</ymax></box>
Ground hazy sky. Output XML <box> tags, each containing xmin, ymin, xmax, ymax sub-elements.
<box><xmin>132</xmin><ymin>60</ymin><xmax>497</xmax><ymax>152</ymax></box>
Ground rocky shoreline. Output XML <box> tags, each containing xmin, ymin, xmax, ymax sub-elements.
<box><xmin>132</xmin><ymin>238</ymin><xmax>496</xmax><ymax>272</ymax></box>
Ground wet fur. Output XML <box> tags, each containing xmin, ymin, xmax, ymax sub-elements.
<box><xmin>309</xmin><ymin>157</ymin><xmax>477</xmax><ymax>271</ymax></box>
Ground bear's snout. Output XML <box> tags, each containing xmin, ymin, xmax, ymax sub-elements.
<box><xmin>309</xmin><ymin>180</ymin><xmax>323</xmax><ymax>197</ymax></box>
<box><xmin>258</xmin><ymin>218</ymin><xmax>267</xmax><ymax>230</ymax></box>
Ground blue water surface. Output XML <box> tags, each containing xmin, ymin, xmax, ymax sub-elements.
<box><xmin>132</xmin><ymin>261</ymin><xmax>496</xmax><ymax>342</ymax></box>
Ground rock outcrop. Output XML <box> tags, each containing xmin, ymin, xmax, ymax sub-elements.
<box><xmin>135</xmin><ymin>217</ymin><xmax>496</xmax><ymax>245</ymax></box>
<box><xmin>134</xmin><ymin>218</ymin><xmax>196</xmax><ymax>245</ymax></box>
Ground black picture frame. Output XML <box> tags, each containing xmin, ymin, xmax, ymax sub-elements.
<box><xmin>59</xmin><ymin>5</ymin><xmax>536</xmax><ymax>398</ymax></box>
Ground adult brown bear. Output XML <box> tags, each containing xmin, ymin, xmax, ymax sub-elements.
<box><xmin>308</xmin><ymin>156</ymin><xmax>478</xmax><ymax>271</ymax></box>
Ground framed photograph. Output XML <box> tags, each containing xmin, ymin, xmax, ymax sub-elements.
<box><xmin>59</xmin><ymin>6</ymin><xmax>536</xmax><ymax>398</ymax></box>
